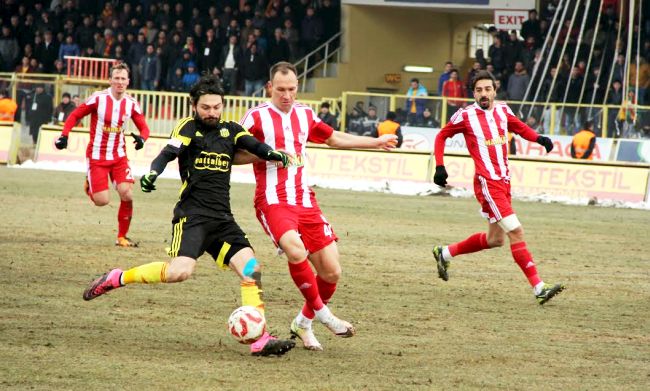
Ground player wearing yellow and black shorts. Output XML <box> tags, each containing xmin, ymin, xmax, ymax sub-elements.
<box><xmin>81</xmin><ymin>75</ymin><xmax>295</xmax><ymax>357</ymax></box>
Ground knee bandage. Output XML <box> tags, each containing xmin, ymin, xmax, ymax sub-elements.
<box><xmin>498</xmin><ymin>215</ymin><xmax>522</xmax><ymax>233</ymax></box>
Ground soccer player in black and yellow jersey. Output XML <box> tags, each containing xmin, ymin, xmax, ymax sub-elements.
<box><xmin>82</xmin><ymin>75</ymin><xmax>295</xmax><ymax>356</ymax></box>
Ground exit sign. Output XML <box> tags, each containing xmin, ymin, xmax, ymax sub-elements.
<box><xmin>494</xmin><ymin>10</ymin><xmax>528</xmax><ymax>31</ymax></box>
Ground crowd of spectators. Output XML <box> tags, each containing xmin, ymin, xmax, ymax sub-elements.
<box><xmin>349</xmin><ymin>0</ymin><xmax>648</xmax><ymax>139</ymax></box>
<box><xmin>0</xmin><ymin>0</ymin><xmax>340</xmax><ymax>99</ymax></box>
<box><xmin>458</xmin><ymin>1</ymin><xmax>649</xmax><ymax>137</ymax></box>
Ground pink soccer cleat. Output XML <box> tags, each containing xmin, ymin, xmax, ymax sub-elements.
<box><xmin>250</xmin><ymin>332</ymin><xmax>295</xmax><ymax>357</ymax></box>
<box><xmin>83</xmin><ymin>268</ymin><xmax>123</xmax><ymax>301</ymax></box>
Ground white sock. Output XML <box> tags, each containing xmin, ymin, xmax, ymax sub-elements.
<box><xmin>442</xmin><ymin>246</ymin><xmax>453</xmax><ymax>261</ymax></box>
<box><xmin>314</xmin><ymin>305</ymin><xmax>333</xmax><ymax>324</ymax></box>
<box><xmin>296</xmin><ymin>311</ymin><xmax>313</xmax><ymax>328</ymax></box>
<box><xmin>534</xmin><ymin>281</ymin><xmax>545</xmax><ymax>295</ymax></box>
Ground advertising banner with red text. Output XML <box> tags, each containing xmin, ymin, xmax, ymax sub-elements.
<box><xmin>442</xmin><ymin>155</ymin><xmax>649</xmax><ymax>202</ymax></box>
<box><xmin>0</xmin><ymin>123</ymin><xmax>15</xmax><ymax>163</ymax></box>
<box><xmin>401</xmin><ymin>126</ymin><xmax>614</xmax><ymax>161</ymax></box>
<box><xmin>36</xmin><ymin>127</ymin><xmax>180</xmax><ymax>175</ymax></box>
<box><xmin>305</xmin><ymin>147</ymin><xmax>430</xmax><ymax>183</ymax></box>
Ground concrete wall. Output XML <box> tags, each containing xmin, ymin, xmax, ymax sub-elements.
<box><xmin>301</xmin><ymin>5</ymin><xmax>490</xmax><ymax>100</ymax></box>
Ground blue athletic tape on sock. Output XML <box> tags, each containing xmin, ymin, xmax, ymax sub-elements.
<box><xmin>243</xmin><ymin>258</ymin><xmax>258</xmax><ymax>277</ymax></box>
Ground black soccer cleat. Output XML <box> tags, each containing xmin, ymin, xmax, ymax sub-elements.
<box><xmin>432</xmin><ymin>245</ymin><xmax>449</xmax><ymax>281</ymax></box>
<box><xmin>536</xmin><ymin>283</ymin><xmax>566</xmax><ymax>305</ymax></box>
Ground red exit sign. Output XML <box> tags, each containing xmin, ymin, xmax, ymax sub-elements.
<box><xmin>494</xmin><ymin>10</ymin><xmax>528</xmax><ymax>30</ymax></box>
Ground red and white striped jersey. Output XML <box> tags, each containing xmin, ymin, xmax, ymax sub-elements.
<box><xmin>240</xmin><ymin>102</ymin><xmax>333</xmax><ymax>207</ymax></box>
<box><xmin>62</xmin><ymin>88</ymin><xmax>149</xmax><ymax>160</ymax></box>
<box><xmin>434</xmin><ymin>102</ymin><xmax>539</xmax><ymax>180</ymax></box>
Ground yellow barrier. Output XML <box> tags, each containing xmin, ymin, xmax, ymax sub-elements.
<box><xmin>341</xmin><ymin>91</ymin><xmax>650</xmax><ymax>138</ymax></box>
<box><xmin>35</xmin><ymin>125</ymin><xmax>650</xmax><ymax>203</ymax></box>
<box><xmin>0</xmin><ymin>121</ymin><xmax>20</xmax><ymax>164</ymax></box>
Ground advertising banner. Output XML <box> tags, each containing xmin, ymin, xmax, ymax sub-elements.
<box><xmin>401</xmin><ymin>126</ymin><xmax>614</xmax><ymax>160</ymax></box>
<box><xmin>0</xmin><ymin>124</ymin><xmax>14</xmax><ymax>163</ymax></box>
<box><xmin>442</xmin><ymin>155</ymin><xmax>649</xmax><ymax>202</ymax></box>
<box><xmin>36</xmin><ymin>128</ymin><xmax>181</xmax><ymax>175</ymax></box>
<box><xmin>305</xmin><ymin>147</ymin><xmax>430</xmax><ymax>183</ymax></box>
<box><xmin>615</xmin><ymin>139</ymin><xmax>650</xmax><ymax>163</ymax></box>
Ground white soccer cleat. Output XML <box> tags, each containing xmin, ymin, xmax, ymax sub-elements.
<box><xmin>290</xmin><ymin>318</ymin><xmax>323</xmax><ymax>351</ymax></box>
<box><xmin>320</xmin><ymin>313</ymin><xmax>355</xmax><ymax>338</ymax></box>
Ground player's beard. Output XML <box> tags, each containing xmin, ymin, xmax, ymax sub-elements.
<box><xmin>478</xmin><ymin>97</ymin><xmax>490</xmax><ymax>109</ymax></box>
<box><xmin>197</xmin><ymin>115</ymin><xmax>221</xmax><ymax>129</ymax></box>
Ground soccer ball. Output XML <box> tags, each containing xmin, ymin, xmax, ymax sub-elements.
<box><xmin>227</xmin><ymin>306</ymin><xmax>266</xmax><ymax>344</ymax></box>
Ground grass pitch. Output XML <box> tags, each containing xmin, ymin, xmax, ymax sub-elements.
<box><xmin>1</xmin><ymin>166</ymin><xmax>649</xmax><ymax>390</ymax></box>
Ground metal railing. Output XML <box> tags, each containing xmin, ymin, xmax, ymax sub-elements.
<box><xmin>253</xmin><ymin>31</ymin><xmax>343</xmax><ymax>97</ymax></box>
<box><xmin>340</xmin><ymin>91</ymin><xmax>650</xmax><ymax>139</ymax></box>
<box><xmin>64</xmin><ymin>56</ymin><xmax>118</xmax><ymax>81</ymax></box>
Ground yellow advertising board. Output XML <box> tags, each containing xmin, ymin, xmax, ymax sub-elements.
<box><xmin>34</xmin><ymin>127</ymin><xmax>649</xmax><ymax>202</ymax></box>
<box><xmin>36</xmin><ymin>127</ymin><xmax>179</xmax><ymax>174</ymax></box>
<box><xmin>0</xmin><ymin>122</ymin><xmax>19</xmax><ymax>164</ymax></box>
<box><xmin>305</xmin><ymin>147</ymin><xmax>430</xmax><ymax>182</ymax></box>
<box><xmin>442</xmin><ymin>155</ymin><xmax>649</xmax><ymax>202</ymax></box>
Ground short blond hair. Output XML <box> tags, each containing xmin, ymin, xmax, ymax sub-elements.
<box><xmin>109</xmin><ymin>62</ymin><xmax>130</xmax><ymax>78</ymax></box>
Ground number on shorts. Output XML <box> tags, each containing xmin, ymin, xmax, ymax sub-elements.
<box><xmin>125</xmin><ymin>168</ymin><xmax>133</xmax><ymax>180</ymax></box>
<box><xmin>323</xmin><ymin>223</ymin><xmax>332</xmax><ymax>237</ymax></box>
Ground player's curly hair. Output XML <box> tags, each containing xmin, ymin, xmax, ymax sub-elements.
<box><xmin>189</xmin><ymin>75</ymin><xmax>225</xmax><ymax>105</ymax></box>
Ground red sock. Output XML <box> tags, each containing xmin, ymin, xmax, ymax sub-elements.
<box><xmin>117</xmin><ymin>200</ymin><xmax>133</xmax><ymax>238</ymax></box>
<box><xmin>288</xmin><ymin>260</ymin><xmax>324</xmax><ymax>313</ymax></box>
<box><xmin>448</xmin><ymin>232</ymin><xmax>489</xmax><ymax>257</ymax></box>
<box><xmin>301</xmin><ymin>275</ymin><xmax>337</xmax><ymax>319</ymax></box>
<box><xmin>511</xmin><ymin>242</ymin><xmax>542</xmax><ymax>287</ymax></box>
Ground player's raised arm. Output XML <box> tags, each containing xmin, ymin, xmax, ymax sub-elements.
<box><xmin>234</xmin><ymin>127</ymin><xmax>292</xmax><ymax>168</ymax></box>
<box><xmin>504</xmin><ymin>105</ymin><xmax>553</xmax><ymax>153</ymax></box>
<box><xmin>325</xmin><ymin>130</ymin><xmax>397</xmax><ymax>151</ymax></box>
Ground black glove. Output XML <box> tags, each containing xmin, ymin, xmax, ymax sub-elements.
<box><xmin>140</xmin><ymin>170</ymin><xmax>158</xmax><ymax>192</ymax></box>
<box><xmin>433</xmin><ymin>165</ymin><xmax>448</xmax><ymax>187</ymax></box>
<box><xmin>54</xmin><ymin>135</ymin><xmax>68</xmax><ymax>150</ymax></box>
<box><xmin>267</xmin><ymin>150</ymin><xmax>290</xmax><ymax>168</ymax></box>
<box><xmin>536</xmin><ymin>135</ymin><xmax>554</xmax><ymax>153</ymax></box>
<box><xmin>132</xmin><ymin>134</ymin><xmax>145</xmax><ymax>150</ymax></box>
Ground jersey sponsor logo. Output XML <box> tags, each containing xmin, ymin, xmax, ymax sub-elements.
<box><xmin>220</xmin><ymin>128</ymin><xmax>229</xmax><ymax>138</ymax></box>
<box><xmin>484</xmin><ymin>135</ymin><xmax>507</xmax><ymax>147</ymax></box>
<box><xmin>102</xmin><ymin>125</ymin><xmax>122</xmax><ymax>133</ymax></box>
<box><xmin>194</xmin><ymin>151</ymin><xmax>231</xmax><ymax>171</ymax></box>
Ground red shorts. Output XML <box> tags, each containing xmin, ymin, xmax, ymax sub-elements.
<box><xmin>86</xmin><ymin>157</ymin><xmax>134</xmax><ymax>194</ymax></box>
<box><xmin>473</xmin><ymin>175</ymin><xmax>514</xmax><ymax>223</ymax></box>
<box><xmin>255</xmin><ymin>204</ymin><xmax>338</xmax><ymax>254</ymax></box>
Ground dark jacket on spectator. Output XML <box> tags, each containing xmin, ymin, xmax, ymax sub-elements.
<box><xmin>200</xmin><ymin>38</ymin><xmax>221</xmax><ymax>73</ymax></box>
<box><xmin>267</xmin><ymin>36</ymin><xmax>291</xmax><ymax>65</ymax></box>
<box><xmin>241</xmin><ymin>49</ymin><xmax>268</xmax><ymax>82</ymax></box>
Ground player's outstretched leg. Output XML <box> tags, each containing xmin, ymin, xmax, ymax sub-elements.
<box><xmin>250</xmin><ymin>332</ymin><xmax>295</xmax><ymax>356</ymax></box>
<box><xmin>432</xmin><ymin>245</ymin><xmax>450</xmax><ymax>281</ymax></box>
<box><xmin>290</xmin><ymin>317</ymin><xmax>323</xmax><ymax>351</ymax></box>
<box><xmin>535</xmin><ymin>283</ymin><xmax>565</xmax><ymax>305</ymax></box>
<box><xmin>83</xmin><ymin>269</ymin><xmax>123</xmax><ymax>300</ymax></box>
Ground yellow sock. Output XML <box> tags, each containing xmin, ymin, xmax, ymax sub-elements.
<box><xmin>121</xmin><ymin>262</ymin><xmax>168</xmax><ymax>285</ymax></box>
<box><xmin>240</xmin><ymin>280</ymin><xmax>265</xmax><ymax>316</ymax></box>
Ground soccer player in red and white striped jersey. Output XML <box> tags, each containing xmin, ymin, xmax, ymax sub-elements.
<box><xmin>240</xmin><ymin>62</ymin><xmax>397</xmax><ymax>350</ymax></box>
<box><xmin>55</xmin><ymin>63</ymin><xmax>150</xmax><ymax>247</ymax></box>
<box><xmin>432</xmin><ymin>70</ymin><xmax>564</xmax><ymax>305</ymax></box>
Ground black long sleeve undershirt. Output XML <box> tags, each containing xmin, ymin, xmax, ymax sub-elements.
<box><xmin>150</xmin><ymin>144</ymin><xmax>179</xmax><ymax>174</ymax></box>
